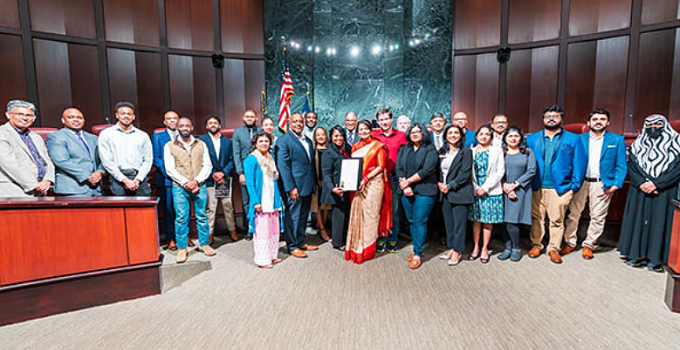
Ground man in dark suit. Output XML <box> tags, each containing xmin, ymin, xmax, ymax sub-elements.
<box><xmin>276</xmin><ymin>112</ymin><xmax>318</xmax><ymax>258</ymax></box>
<box><xmin>526</xmin><ymin>104</ymin><xmax>587</xmax><ymax>264</ymax></box>
<box><xmin>232</xmin><ymin>108</ymin><xmax>260</xmax><ymax>240</ymax></box>
<box><xmin>198</xmin><ymin>114</ymin><xmax>239</xmax><ymax>243</ymax></box>
<box><xmin>46</xmin><ymin>107</ymin><xmax>104</xmax><ymax>196</ymax></box>
<box><xmin>152</xmin><ymin>110</ymin><xmax>181</xmax><ymax>250</ymax></box>
<box><xmin>429</xmin><ymin>112</ymin><xmax>446</xmax><ymax>151</ymax></box>
<box><xmin>344</xmin><ymin>111</ymin><xmax>358</xmax><ymax>146</ymax></box>
<box><xmin>562</xmin><ymin>108</ymin><xmax>627</xmax><ymax>260</ymax></box>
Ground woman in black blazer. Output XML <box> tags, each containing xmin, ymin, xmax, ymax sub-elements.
<box><xmin>396</xmin><ymin>123</ymin><xmax>439</xmax><ymax>269</ymax></box>
<box><xmin>320</xmin><ymin>125</ymin><xmax>351</xmax><ymax>250</ymax></box>
<box><xmin>438</xmin><ymin>125</ymin><xmax>474</xmax><ymax>266</ymax></box>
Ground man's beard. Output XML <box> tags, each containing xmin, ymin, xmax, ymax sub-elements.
<box><xmin>179</xmin><ymin>131</ymin><xmax>192</xmax><ymax>138</ymax></box>
<box><xmin>545</xmin><ymin>121</ymin><xmax>562</xmax><ymax>131</ymax></box>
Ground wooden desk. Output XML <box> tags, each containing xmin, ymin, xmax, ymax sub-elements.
<box><xmin>0</xmin><ymin>197</ymin><xmax>162</xmax><ymax>326</ymax></box>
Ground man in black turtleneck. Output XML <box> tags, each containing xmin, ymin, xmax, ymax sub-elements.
<box><xmin>233</xmin><ymin>108</ymin><xmax>261</xmax><ymax>239</ymax></box>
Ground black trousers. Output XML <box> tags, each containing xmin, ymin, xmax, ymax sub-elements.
<box><xmin>330</xmin><ymin>196</ymin><xmax>350</xmax><ymax>248</ymax></box>
<box><xmin>442</xmin><ymin>201</ymin><xmax>468</xmax><ymax>252</ymax></box>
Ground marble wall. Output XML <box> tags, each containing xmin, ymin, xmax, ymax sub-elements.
<box><xmin>264</xmin><ymin>0</ymin><xmax>453</xmax><ymax>130</ymax></box>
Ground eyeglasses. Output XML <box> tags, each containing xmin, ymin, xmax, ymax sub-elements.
<box><xmin>410</xmin><ymin>130</ymin><xmax>422</xmax><ymax>135</ymax></box>
<box><xmin>12</xmin><ymin>112</ymin><xmax>36</xmax><ymax>119</ymax></box>
<box><xmin>543</xmin><ymin>114</ymin><xmax>561</xmax><ymax>120</ymax></box>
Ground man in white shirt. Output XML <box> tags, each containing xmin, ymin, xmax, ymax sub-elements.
<box><xmin>99</xmin><ymin>102</ymin><xmax>153</xmax><ymax>196</ymax></box>
<box><xmin>303</xmin><ymin>111</ymin><xmax>318</xmax><ymax>140</ymax></box>
<box><xmin>164</xmin><ymin>117</ymin><xmax>214</xmax><ymax>263</ymax></box>
<box><xmin>562</xmin><ymin>109</ymin><xmax>627</xmax><ymax>259</ymax></box>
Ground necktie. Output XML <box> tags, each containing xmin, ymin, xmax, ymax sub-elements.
<box><xmin>76</xmin><ymin>131</ymin><xmax>90</xmax><ymax>154</ymax></box>
<box><xmin>435</xmin><ymin>136</ymin><xmax>441</xmax><ymax>149</ymax></box>
<box><xmin>348</xmin><ymin>133</ymin><xmax>354</xmax><ymax>144</ymax></box>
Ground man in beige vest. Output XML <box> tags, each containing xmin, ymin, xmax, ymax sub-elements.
<box><xmin>163</xmin><ymin>117</ymin><xmax>214</xmax><ymax>263</ymax></box>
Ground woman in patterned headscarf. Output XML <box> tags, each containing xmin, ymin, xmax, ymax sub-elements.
<box><xmin>618</xmin><ymin>114</ymin><xmax>680</xmax><ymax>272</ymax></box>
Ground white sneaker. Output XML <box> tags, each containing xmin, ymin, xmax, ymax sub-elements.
<box><xmin>305</xmin><ymin>227</ymin><xmax>318</xmax><ymax>235</ymax></box>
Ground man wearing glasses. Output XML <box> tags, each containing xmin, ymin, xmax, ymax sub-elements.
<box><xmin>525</xmin><ymin>105</ymin><xmax>586</xmax><ymax>264</ymax></box>
<box><xmin>491</xmin><ymin>114</ymin><xmax>508</xmax><ymax>148</ymax></box>
<box><xmin>0</xmin><ymin>100</ymin><xmax>55</xmax><ymax>197</ymax></box>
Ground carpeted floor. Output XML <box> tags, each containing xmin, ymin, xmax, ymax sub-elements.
<box><xmin>1</xmin><ymin>235</ymin><xmax>680</xmax><ymax>350</ymax></box>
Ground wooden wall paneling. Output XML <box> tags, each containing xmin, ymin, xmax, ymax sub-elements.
<box><xmin>635</xmin><ymin>29</ymin><xmax>676</xmax><ymax>129</ymax></box>
<box><xmin>222</xmin><ymin>58</ymin><xmax>246</xmax><ymax>128</ymax></box>
<box><xmin>166</xmin><ymin>0</ymin><xmax>214</xmax><ymax>51</ymax></box>
<box><xmin>33</xmin><ymin>39</ymin><xmax>72</xmax><ymax>128</ymax></box>
<box><xmin>134</xmin><ymin>51</ymin><xmax>164</xmax><ymax>132</ymax></box>
<box><xmin>670</xmin><ymin>28</ymin><xmax>680</xmax><ymax>121</ymax></box>
<box><xmin>169</xmin><ymin>55</ymin><xmax>218</xmax><ymax>135</ymax></box>
<box><xmin>453</xmin><ymin>55</ymin><xmax>477</xmax><ymax>126</ymax></box>
<box><xmin>474</xmin><ymin>54</ymin><xmax>500</xmax><ymax>126</ymax></box>
<box><xmin>569</xmin><ymin>0</ymin><xmax>632</xmax><ymax>36</ymax></box>
<box><xmin>0</xmin><ymin>34</ymin><xmax>27</xmax><ymax>105</ymax></box>
<box><xmin>107</xmin><ymin>47</ymin><xmax>139</xmax><ymax>115</ymax></box>
<box><xmin>508</xmin><ymin>0</ymin><xmax>561</xmax><ymax>44</ymax></box>
<box><xmin>566</xmin><ymin>41</ymin><xmax>597</xmax><ymax>125</ymax></box>
<box><xmin>244</xmin><ymin>60</ymin><xmax>265</xmax><ymax>118</ymax></box>
<box><xmin>0</xmin><ymin>0</ymin><xmax>19</xmax><ymax>28</ymax></box>
<box><xmin>641</xmin><ymin>0</ymin><xmax>680</xmax><ymax>25</ymax></box>
<box><xmin>68</xmin><ymin>43</ymin><xmax>103</xmax><ymax>125</ymax></box>
<box><xmin>168</xmin><ymin>54</ymin><xmax>195</xmax><ymax>120</ymax></box>
<box><xmin>506</xmin><ymin>46</ymin><xmax>559</xmax><ymax>133</ymax></box>
<box><xmin>454</xmin><ymin>0</ymin><xmax>501</xmax><ymax>50</ymax></box>
<box><xmin>220</xmin><ymin>0</ymin><xmax>264</xmax><ymax>54</ymax></box>
<box><xmin>29</xmin><ymin>0</ymin><xmax>96</xmax><ymax>38</ymax></box>
<box><xmin>103</xmin><ymin>0</ymin><xmax>160</xmax><ymax>46</ymax></box>
<box><xmin>592</xmin><ymin>36</ymin><xmax>629</xmax><ymax>132</ymax></box>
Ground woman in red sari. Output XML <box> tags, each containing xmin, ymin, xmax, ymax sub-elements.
<box><xmin>345</xmin><ymin>120</ymin><xmax>392</xmax><ymax>264</ymax></box>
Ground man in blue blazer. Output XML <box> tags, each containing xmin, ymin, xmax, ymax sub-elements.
<box><xmin>525</xmin><ymin>104</ymin><xmax>587</xmax><ymax>264</ymax></box>
<box><xmin>198</xmin><ymin>114</ymin><xmax>239</xmax><ymax>243</ymax></box>
<box><xmin>46</xmin><ymin>107</ymin><xmax>104</xmax><ymax>196</ymax></box>
<box><xmin>232</xmin><ymin>109</ymin><xmax>261</xmax><ymax>239</ymax></box>
<box><xmin>452</xmin><ymin>111</ymin><xmax>476</xmax><ymax>148</ymax></box>
<box><xmin>152</xmin><ymin>111</ymin><xmax>181</xmax><ymax>250</ymax></box>
<box><xmin>562</xmin><ymin>109</ymin><xmax>627</xmax><ymax>260</ymax></box>
<box><xmin>275</xmin><ymin>112</ymin><xmax>318</xmax><ymax>258</ymax></box>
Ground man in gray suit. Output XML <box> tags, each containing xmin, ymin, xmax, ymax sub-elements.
<box><xmin>46</xmin><ymin>107</ymin><xmax>104</xmax><ymax>196</ymax></box>
<box><xmin>232</xmin><ymin>108</ymin><xmax>260</xmax><ymax>239</ymax></box>
<box><xmin>0</xmin><ymin>100</ymin><xmax>54</xmax><ymax>197</ymax></box>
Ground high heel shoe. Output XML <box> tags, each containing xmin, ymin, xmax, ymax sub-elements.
<box><xmin>319</xmin><ymin>229</ymin><xmax>331</xmax><ymax>242</ymax></box>
<box><xmin>468</xmin><ymin>252</ymin><xmax>480</xmax><ymax>260</ymax></box>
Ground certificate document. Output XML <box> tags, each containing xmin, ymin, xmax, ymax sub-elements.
<box><xmin>339</xmin><ymin>158</ymin><xmax>363</xmax><ymax>191</ymax></box>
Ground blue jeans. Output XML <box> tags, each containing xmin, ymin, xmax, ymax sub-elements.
<box><xmin>379</xmin><ymin>175</ymin><xmax>401</xmax><ymax>245</ymax></box>
<box><xmin>401</xmin><ymin>194</ymin><xmax>436</xmax><ymax>256</ymax></box>
<box><xmin>173</xmin><ymin>184</ymin><xmax>210</xmax><ymax>249</ymax></box>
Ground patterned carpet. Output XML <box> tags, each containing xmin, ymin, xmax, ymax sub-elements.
<box><xmin>1</xmin><ymin>234</ymin><xmax>680</xmax><ymax>350</ymax></box>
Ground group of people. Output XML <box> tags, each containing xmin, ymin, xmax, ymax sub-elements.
<box><xmin>2</xmin><ymin>99</ymin><xmax>679</xmax><ymax>272</ymax></box>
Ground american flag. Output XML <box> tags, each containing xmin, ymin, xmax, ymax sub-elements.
<box><xmin>278</xmin><ymin>47</ymin><xmax>294</xmax><ymax>132</ymax></box>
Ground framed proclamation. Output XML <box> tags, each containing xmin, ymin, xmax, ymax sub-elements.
<box><xmin>339</xmin><ymin>158</ymin><xmax>363</xmax><ymax>191</ymax></box>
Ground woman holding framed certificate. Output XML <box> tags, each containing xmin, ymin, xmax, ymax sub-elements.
<box><xmin>345</xmin><ymin>120</ymin><xmax>393</xmax><ymax>264</ymax></box>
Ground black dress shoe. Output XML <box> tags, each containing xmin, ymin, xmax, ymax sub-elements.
<box><xmin>245</xmin><ymin>233</ymin><xmax>253</xmax><ymax>241</ymax></box>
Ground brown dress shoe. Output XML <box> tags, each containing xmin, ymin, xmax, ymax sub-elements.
<box><xmin>166</xmin><ymin>240</ymin><xmax>178</xmax><ymax>251</ymax></box>
<box><xmin>407</xmin><ymin>253</ymin><xmax>414</xmax><ymax>261</ymax></box>
<box><xmin>409</xmin><ymin>257</ymin><xmax>421</xmax><ymax>269</ymax></box>
<box><xmin>290</xmin><ymin>249</ymin><xmax>308</xmax><ymax>258</ymax></box>
<box><xmin>188</xmin><ymin>239</ymin><xmax>195</xmax><ymax>247</ymax></box>
<box><xmin>548</xmin><ymin>250</ymin><xmax>562</xmax><ymax>264</ymax></box>
<box><xmin>560</xmin><ymin>244</ymin><xmax>576</xmax><ymax>256</ymax></box>
<box><xmin>209</xmin><ymin>233</ymin><xmax>214</xmax><ymax>245</ymax></box>
<box><xmin>528</xmin><ymin>246</ymin><xmax>541</xmax><ymax>258</ymax></box>
<box><xmin>229</xmin><ymin>230</ymin><xmax>239</xmax><ymax>241</ymax></box>
<box><xmin>300</xmin><ymin>244</ymin><xmax>318</xmax><ymax>251</ymax></box>
<box><xmin>582</xmin><ymin>246</ymin><xmax>594</xmax><ymax>260</ymax></box>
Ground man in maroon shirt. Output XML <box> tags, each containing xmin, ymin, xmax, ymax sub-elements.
<box><xmin>372</xmin><ymin>108</ymin><xmax>407</xmax><ymax>253</ymax></box>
